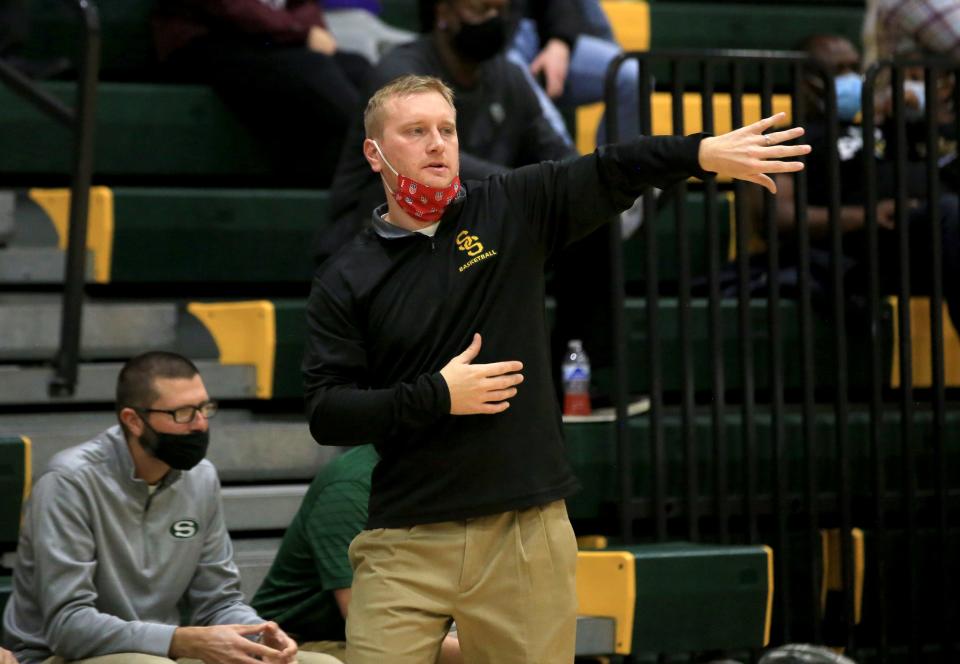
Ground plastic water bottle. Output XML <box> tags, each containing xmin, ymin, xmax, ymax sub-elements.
<box><xmin>562</xmin><ymin>339</ymin><xmax>592</xmax><ymax>416</ymax></box>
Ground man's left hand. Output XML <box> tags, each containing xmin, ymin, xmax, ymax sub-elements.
<box><xmin>530</xmin><ymin>38</ymin><xmax>570</xmax><ymax>99</ymax></box>
<box><xmin>259</xmin><ymin>621</ymin><xmax>298</xmax><ymax>664</ymax></box>
<box><xmin>698</xmin><ymin>112</ymin><xmax>811</xmax><ymax>194</ymax></box>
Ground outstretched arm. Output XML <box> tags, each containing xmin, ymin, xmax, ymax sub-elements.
<box><xmin>504</xmin><ymin>112</ymin><xmax>811</xmax><ymax>256</ymax></box>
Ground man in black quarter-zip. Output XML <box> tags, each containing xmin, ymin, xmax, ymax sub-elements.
<box><xmin>303</xmin><ymin>74</ymin><xmax>810</xmax><ymax>664</ymax></box>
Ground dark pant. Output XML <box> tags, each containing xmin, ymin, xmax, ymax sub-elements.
<box><xmin>163</xmin><ymin>36</ymin><xmax>370</xmax><ymax>186</ymax></box>
<box><xmin>0</xmin><ymin>0</ymin><xmax>28</xmax><ymax>55</ymax></box>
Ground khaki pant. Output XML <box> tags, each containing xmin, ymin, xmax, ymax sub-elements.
<box><xmin>301</xmin><ymin>640</ymin><xmax>347</xmax><ymax>663</ymax></box>
<box><xmin>346</xmin><ymin>500</ymin><xmax>578</xmax><ymax>664</ymax></box>
<box><xmin>43</xmin><ymin>651</ymin><xmax>339</xmax><ymax>664</ymax></box>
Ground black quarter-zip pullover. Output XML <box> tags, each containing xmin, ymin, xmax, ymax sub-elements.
<box><xmin>303</xmin><ymin>135</ymin><xmax>709</xmax><ymax>528</ymax></box>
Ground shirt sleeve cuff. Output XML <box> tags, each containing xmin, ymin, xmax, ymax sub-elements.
<box><xmin>141</xmin><ymin>623</ymin><xmax>178</xmax><ymax>658</ymax></box>
<box><xmin>618</xmin><ymin>133</ymin><xmax>711</xmax><ymax>180</ymax></box>
<box><xmin>429</xmin><ymin>372</ymin><xmax>452</xmax><ymax>416</ymax></box>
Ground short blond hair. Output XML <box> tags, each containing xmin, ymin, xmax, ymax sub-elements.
<box><xmin>364</xmin><ymin>74</ymin><xmax>456</xmax><ymax>138</ymax></box>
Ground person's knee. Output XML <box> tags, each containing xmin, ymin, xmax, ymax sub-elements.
<box><xmin>615</xmin><ymin>58</ymin><xmax>639</xmax><ymax>92</ymax></box>
<box><xmin>296</xmin><ymin>652</ymin><xmax>344</xmax><ymax>664</ymax></box>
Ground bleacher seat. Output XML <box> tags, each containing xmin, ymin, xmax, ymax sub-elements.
<box><xmin>564</xmin><ymin>407</ymin><xmax>960</xmax><ymax>521</ymax></box>
<box><xmin>576</xmin><ymin>543</ymin><xmax>773</xmax><ymax>655</ymax></box>
<box><xmin>6</xmin><ymin>185</ymin><xmax>729</xmax><ymax>285</ymax></box>
<box><xmin>888</xmin><ymin>297</ymin><xmax>960</xmax><ymax>388</ymax></box>
<box><xmin>0</xmin><ymin>83</ymin><xmax>267</xmax><ymax>180</ymax></box>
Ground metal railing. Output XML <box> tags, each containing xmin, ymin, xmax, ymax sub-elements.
<box><xmin>605</xmin><ymin>50</ymin><xmax>958</xmax><ymax>662</ymax></box>
<box><xmin>0</xmin><ymin>0</ymin><xmax>100</xmax><ymax>396</ymax></box>
<box><xmin>861</xmin><ymin>58</ymin><xmax>959</xmax><ymax>664</ymax></box>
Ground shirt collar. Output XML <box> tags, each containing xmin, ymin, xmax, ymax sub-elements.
<box><xmin>106</xmin><ymin>424</ymin><xmax>183</xmax><ymax>490</ymax></box>
<box><xmin>370</xmin><ymin>185</ymin><xmax>467</xmax><ymax>240</ymax></box>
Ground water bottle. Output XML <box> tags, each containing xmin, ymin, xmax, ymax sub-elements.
<box><xmin>562</xmin><ymin>339</ymin><xmax>591</xmax><ymax>416</ymax></box>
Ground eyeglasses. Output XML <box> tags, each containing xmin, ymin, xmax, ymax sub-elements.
<box><xmin>135</xmin><ymin>400</ymin><xmax>218</xmax><ymax>424</ymax></box>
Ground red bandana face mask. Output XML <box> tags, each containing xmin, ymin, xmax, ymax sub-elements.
<box><xmin>373</xmin><ymin>140</ymin><xmax>461</xmax><ymax>223</ymax></box>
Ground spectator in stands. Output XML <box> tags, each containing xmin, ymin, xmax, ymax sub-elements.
<box><xmin>152</xmin><ymin>0</ymin><xmax>372</xmax><ymax>186</ymax></box>
<box><xmin>252</xmin><ymin>446</ymin><xmax>463</xmax><ymax>663</ymax></box>
<box><xmin>303</xmin><ymin>73</ymin><xmax>807</xmax><ymax>663</ymax></box>
<box><xmin>862</xmin><ymin>0</ymin><xmax>960</xmax><ymax>130</ymax></box>
<box><xmin>1</xmin><ymin>351</ymin><xmax>338</xmax><ymax>664</ymax></box>
<box><xmin>507</xmin><ymin>0</ymin><xmax>640</xmax><ymax>148</ymax></box>
<box><xmin>863</xmin><ymin>0</ymin><xmax>960</xmax><ymax>67</ymax></box>
<box><xmin>765</xmin><ymin>34</ymin><xmax>960</xmax><ymax>327</ymax></box>
<box><xmin>321</xmin><ymin>0</ymin><xmax>415</xmax><ymax>63</ymax></box>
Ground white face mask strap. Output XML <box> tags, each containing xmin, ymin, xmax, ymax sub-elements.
<box><xmin>371</xmin><ymin>140</ymin><xmax>400</xmax><ymax>194</ymax></box>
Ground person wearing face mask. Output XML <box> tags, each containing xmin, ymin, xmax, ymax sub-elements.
<box><xmin>758</xmin><ymin>35</ymin><xmax>960</xmax><ymax>329</ymax></box>
<box><xmin>2</xmin><ymin>352</ymin><xmax>339</xmax><ymax>664</ymax></box>
<box><xmin>764</xmin><ymin>34</ymin><xmax>921</xmax><ymax>239</ymax></box>
<box><xmin>321</xmin><ymin>0</ymin><xmax>624</xmax><ymax>408</ymax></box>
<box><xmin>304</xmin><ymin>73</ymin><xmax>809</xmax><ymax>664</ymax></box>
<box><xmin>319</xmin><ymin>0</ymin><xmax>575</xmax><ymax>266</ymax></box>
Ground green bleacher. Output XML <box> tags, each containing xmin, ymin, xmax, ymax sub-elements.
<box><xmin>566</xmin><ymin>407</ymin><xmax>960</xmax><ymax>520</ymax></box>
<box><xmin>13</xmin><ymin>185</ymin><xmax>728</xmax><ymax>285</ymax></box>
<box><xmin>647</xmin><ymin>3</ymin><xmax>863</xmax><ymax>51</ymax></box>
<box><xmin>0</xmin><ymin>83</ymin><xmax>266</xmax><ymax>179</ymax></box>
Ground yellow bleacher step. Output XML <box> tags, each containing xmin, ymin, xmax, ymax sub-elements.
<box><xmin>602</xmin><ymin>0</ymin><xmax>650</xmax><ymax>52</ymax></box>
<box><xmin>28</xmin><ymin>187</ymin><xmax>115</xmax><ymax>284</ymax></box>
<box><xmin>576</xmin><ymin>551</ymin><xmax>636</xmax><ymax>655</ymax></box>
<box><xmin>187</xmin><ymin>301</ymin><xmax>277</xmax><ymax>399</ymax></box>
<box><xmin>888</xmin><ymin>297</ymin><xmax>960</xmax><ymax>388</ymax></box>
<box><xmin>820</xmin><ymin>528</ymin><xmax>865</xmax><ymax>625</ymax></box>
<box><xmin>577</xmin><ymin>93</ymin><xmax>793</xmax><ymax>156</ymax></box>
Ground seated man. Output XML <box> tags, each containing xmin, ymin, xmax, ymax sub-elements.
<box><xmin>508</xmin><ymin>0</ymin><xmax>640</xmax><ymax>147</ymax></box>
<box><xmin>253</xmin><ymin>446</ymin><xmax>462</xmax><ymax>663</ymax></box>
<box><xmin>2</xmin><ymin>351</ymin><xmax>338</xmax><ymax>664</ymax></box>
<box><xmin>763</xmin><ymin>34</ymin><xmax>959</xmax><ymax>328</ymax></box>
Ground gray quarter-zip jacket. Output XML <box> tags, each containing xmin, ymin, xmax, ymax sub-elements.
<box><xmin>3</xmin><ymin>425</ymin><xmax>262</xmax><ymax>664</ymax></box>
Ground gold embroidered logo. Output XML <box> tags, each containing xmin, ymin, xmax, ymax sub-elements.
<box><xmin>456</xmin><ymin>230</ymin><xmax>484</xmax><ymax>256</ymax></box>
<box><xmin>456</xmin><ymin>229</ymin><xmax>497</xmax><ymax>272</ymax></box>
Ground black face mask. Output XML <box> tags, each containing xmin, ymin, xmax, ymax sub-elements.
<box><xmin>451</xmin><ymin>13</ymin><xmax>509</xmax><ymax>62</ymax></box>
<box><xmin>139</xmin><ymin>420</ymin><xmax>210</xmax><ymax>471</ymax></box>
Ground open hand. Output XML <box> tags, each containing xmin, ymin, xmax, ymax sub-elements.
<box><xmin>440</xmin><ymin>333</ymin><xmax>524</xmax><ymax>415</ymax></box>
<box><xmin>698</xmin><ymin>112</ymin><xmax>811</xmax><ymax>194</ymax></box>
